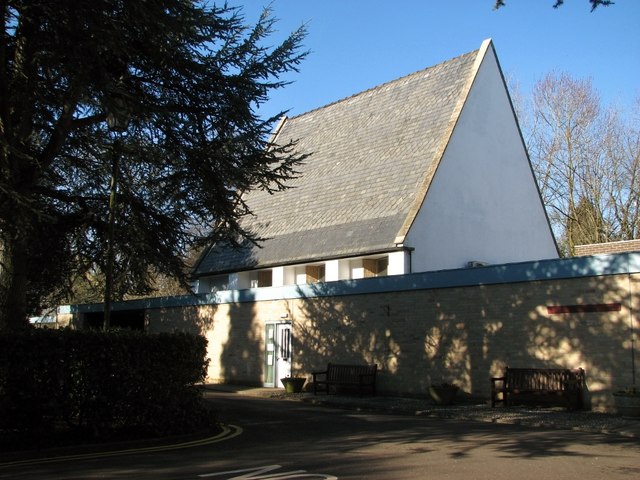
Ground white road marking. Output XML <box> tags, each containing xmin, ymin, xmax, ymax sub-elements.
<box><xmin>199</xmin><ymin>464</ymin><xmax>338</xmax><ymax>479</ymax></box>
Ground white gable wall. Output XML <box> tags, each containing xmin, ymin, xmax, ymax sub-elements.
<box><xmin>405</xmin><ymin>45</ymin><xmax>558</xmax><ymax>272</ymax></box>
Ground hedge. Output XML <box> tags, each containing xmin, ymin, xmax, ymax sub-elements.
<box><xmin>0</xmin><ymin>329</ymin><xmax>213</xmax><ymax>445</ymax></box>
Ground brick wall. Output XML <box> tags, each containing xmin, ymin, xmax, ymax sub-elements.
<box><xmin>575</xmin><ymin>239</ymin><xmax>640</xmax><ymax>256</ymax></box>
<box><xmin>147</xmin><ymin>270</ymin><xmax>639</xmax><ymax>412</ymax></box>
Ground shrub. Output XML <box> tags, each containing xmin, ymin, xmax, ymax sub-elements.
<box><xmin>0</xmin><ymin>329</ymin><xmax>213</xmax><ymax>446</ymax></box>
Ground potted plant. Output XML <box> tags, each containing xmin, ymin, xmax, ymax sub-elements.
<box><xmin>281</xmin><ymin>376</ymin><xmax>306</xmax><ymax>394</ymax></box>
<box><xmin>428</xmin><ymin>382</ymin><xmax>459</xmax><ymax>405</ymax></box>
<box><xmin>612</xmin><ymin>386</ymin><xmax>640</xmax><ymax>416</ymax></box>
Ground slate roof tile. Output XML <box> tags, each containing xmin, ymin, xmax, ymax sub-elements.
<box><xmin>195</xmin><ymin>46</ymin><xmax>480</xmax><ymax>275</ymax></box>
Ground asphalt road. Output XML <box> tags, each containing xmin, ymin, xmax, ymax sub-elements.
<box><xmin>1</xmin><ymin>391</ymin><xmax>639</xmax><ymax>479</ymax></box>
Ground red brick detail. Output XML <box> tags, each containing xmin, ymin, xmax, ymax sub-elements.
<box><xmin>547</xmin><ymin>303</ymin><xmax>622</xmax><ymax>314</ymax></box>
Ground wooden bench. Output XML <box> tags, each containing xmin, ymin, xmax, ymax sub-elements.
<box><xmin>312</xmin><ymin>363</ymin><xmax>377</xmax><ymax>396</ymax></box>
<box><xmin>491</xmin><ymin>367</ymin><xmax>585</xmax><ymax>410</ymax></box>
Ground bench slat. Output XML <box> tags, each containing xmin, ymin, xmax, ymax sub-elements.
<box><xmin>491</xmin><ymin>367</ymin><xmax>584</xmax><ymax>410</ymax></box>
<box><xmin>313</xmin><ymin>363</ymin><xmax>377</xmax><ymax>396</ymax></box>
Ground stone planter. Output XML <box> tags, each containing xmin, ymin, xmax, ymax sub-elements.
<box><xmin>612</xmin><ymin>392</ymin><xmax>640</xmax><ymax>416</ymax></box>
<box><xmin>429</xmin><ymin>385</ymin><xmax>459</xmax><ymax>405</ymax></box>
<box><xmin>281</xmin><ymin>377</ymin><xmax>306</xmax><ymax>393</ymax></box>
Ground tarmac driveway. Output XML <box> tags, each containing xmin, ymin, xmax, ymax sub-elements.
<box><xmin>1</xmin><ymin>390</ymin><xmax>639</xmax><ymax>479</ymax></box>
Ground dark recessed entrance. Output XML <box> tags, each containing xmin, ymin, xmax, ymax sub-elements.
<box><xmin>83</xmin><ymin>309</ymin><xmax>145</xmax><ymax>330</ymax></box>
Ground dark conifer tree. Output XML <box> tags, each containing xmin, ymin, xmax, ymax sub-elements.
<box><xmin>0</xmin><ymin>1</ymin><xmax>308</xmax><ymax>330</ymax></box>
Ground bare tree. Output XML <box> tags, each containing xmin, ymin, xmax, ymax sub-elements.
<box><xmin>527</xmin><ymin>73</ymin><xmax>601</xmax><ymax>254</ymax></box>
<box><xmin>522</xmin><ymin>72</ymin><xmax>639</xmax><ymax>255</ymax></box>
<box><xmin>603</xmin><ymin>100</ymin><xmax>640</xmax><ymax>240</ymax></box>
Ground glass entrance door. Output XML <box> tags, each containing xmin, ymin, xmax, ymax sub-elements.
<box><xmin>264</xmin><ymin>322</ymin><xmax>292</xmax><ymax>388</ymax></box>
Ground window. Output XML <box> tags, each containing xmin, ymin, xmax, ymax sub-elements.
<box><xmin>363</xmin><ymin>256</ymin><xmax>388</xmax><ymax>277</ymax></box>
<box><xmin>258</xmin><ymin>270</ymin><xmax>273</xmax><ymax>287</ymax></box>
<box><xmin>249</xmin><ymin>270</ymin><xmax>273</xmax><ymax>288</ymax></box>
<box><xmin>305</xmin><ymin>264</ymin><xmax>325</xmax><ymax>283</ymax></box>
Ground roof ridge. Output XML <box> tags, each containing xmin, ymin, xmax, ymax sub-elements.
<box><xmin>287</xmin><ymin>47</ymin><xmax>482</xmax><ymax>121</ymax></box>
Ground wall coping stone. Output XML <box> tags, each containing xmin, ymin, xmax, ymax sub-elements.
<box><xmin>73</xmin><ymin>252</ymin><xmax>640</xmax><ymax>313</ymax></box>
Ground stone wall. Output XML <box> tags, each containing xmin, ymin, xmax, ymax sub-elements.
<box><xmin>138</xmin><ymin>257</ymin><xmax>640</xmax><ymax>412</ymax></box>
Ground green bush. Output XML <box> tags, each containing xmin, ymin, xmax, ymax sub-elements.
<box><xmin>0</xmin><ymin>329</ymin><xmax>213</xmax><ymax>446</ymax></box>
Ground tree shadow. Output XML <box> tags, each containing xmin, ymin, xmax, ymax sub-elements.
<box><xmin>292</xmin><ymin>255</ymin><xmax>637</xmax><ymax>408</ymax></box>
<box><xmin>141</xmin><ymin>254</ymin><xmax>637</xmax><ymax>409</ymax></box>
<box><xmin>146</xmin><ymin>278</ymin><xmax>269</xmax><ymax>384</ymax></box>
<box><xmin>215</xmin><ymin>290</ymin><xmax>263</xmax><ymax>385</ymax></box>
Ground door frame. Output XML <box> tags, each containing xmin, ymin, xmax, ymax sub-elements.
<box><xmin>264</xmin><ymin>321</ymin><xmax>292</xmax><ymax>388</ymax></box>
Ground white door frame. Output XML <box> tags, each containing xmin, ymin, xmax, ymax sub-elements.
<box><xmin>264</xmin><ymin>321</ymin><xmax>292</xmax><ymax>388</ymax></box>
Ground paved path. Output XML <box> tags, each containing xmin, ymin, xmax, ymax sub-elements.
<box><xmin>209</xmin><ymin>384</ymin><xmax>640</xmax><ymax>438</ymax></box>
<box><xmin>1</xmin><ymin>389</ymin><xmax>638</xmax><ymax>479</ymax></box>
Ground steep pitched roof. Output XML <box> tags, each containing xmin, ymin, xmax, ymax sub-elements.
<box><xmin>194</xmin><ymin>40</ymin><xmax>490</xmax><ymax>276</ymax></box>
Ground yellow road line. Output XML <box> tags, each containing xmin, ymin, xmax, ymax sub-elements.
<box><xmin>0</xmin><ymin>424</ymin><xmax>243</xmax><ymax>469</ymax></box>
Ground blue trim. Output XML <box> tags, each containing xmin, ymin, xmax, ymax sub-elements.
<box><xmin>73</xmin><ymin>252</ymin><xmax>640</xmax><ymax>313</ymax></box>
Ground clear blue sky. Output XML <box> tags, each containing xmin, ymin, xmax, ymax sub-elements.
<box><xmin>228</xmin><ymin>0</ymin><xmax>639</xmax><ymax>121</ymax></box>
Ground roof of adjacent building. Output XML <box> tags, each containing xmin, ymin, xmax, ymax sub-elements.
<box><xmin>574</xmin><ymin>239</ymin><xmax>640</xmax><ymax>257</ymax></box>
<box><xmin>194</xmin><ymin>40</ymin><xmax>490</xmax><ymax>276</ymax></box>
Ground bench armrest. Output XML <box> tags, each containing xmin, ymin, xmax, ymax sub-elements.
<box><xmin>490</xmin><ymin>376</ymin><xmax>506</xmax><ymax>407</ymax></box>
<box><xmin>312</xmin><ymin>370</ymin><xmax>328</xmax><ymax>381</ymax></box>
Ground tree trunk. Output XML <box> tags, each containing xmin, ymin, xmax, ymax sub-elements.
<box><xmin>0</xmin><ymin>226</ymin><xmax>30</xmax><ymax>331</ymax></box>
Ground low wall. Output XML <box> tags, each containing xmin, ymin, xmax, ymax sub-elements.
<box><xmin>78</xmin><ymin>253</ymin><xmax>640</xmax><ymax>412</ymax></box>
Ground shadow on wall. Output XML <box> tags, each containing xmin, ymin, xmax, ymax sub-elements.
<box><xmin>294</xmin><ymin>281</ymin><xmax>475</xmax><ymax>397</ymax></box>
<box><xmin>148</xmin><ymin>295</ymin><xmax>264</xmax><ymax>386</ymax></box>
<box><xmin>292</xmin><ymin>256</ymin><xmax>636</xmax><ymax>408</ymax></box>
<box><xmin>148</xmin><ymin>304</ymin><xmax>216</xmax><ymax>334</ymax></box>
<box><xmin>217</xmin><ymin>290</ymin><xmax>263</xmax><ymax>386</ymax></box>
<box><xmin>144</xmin><ymin>254</ymin><xmax>637</xmax><ymax>408</ymax></box>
